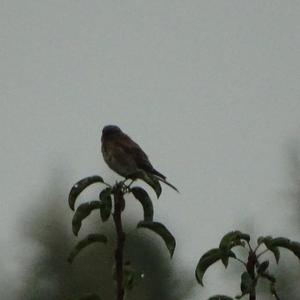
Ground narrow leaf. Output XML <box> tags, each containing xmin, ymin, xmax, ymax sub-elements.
<box><xmin>123</xmin><ymin>263</ymin><xmax>144</xmax><ymax>290</ymax></box>
<box><xmin>260</xmin><ymin>236</ymin><xmax>300</xmax><ymax>262</ymax></box>
<box><xmin>270</xmin><ymin>282</ymin><xmax>280</xmax><ymax>299</ymax></box>
<box><xmin>99</xmin><ymin>188</ymin><xmax>112</xmax><ymax>222</ymax></box>
<box><xmin>68</xmin><ymin>234</ymin><xmax>107</xmax><ymax>263</ymax></box>
<box><xmin>208</xmin><ymin>296</ymin><xmax>234</xmax><ymax>300</ymax></box>
<box><xmin>257</xmin><ymin>235</ymin><xmax>272</xmax><ymax>245</ymax></box>
<box><xmin>240</xmin><ymin>271</ymin><xmax>254</xmax><ymax>295</ymax></box>
<box><xmin>219</xmin><ymin>231</ymin><xmax>250</xmax><ymax>251</ymax></box>
<box><xmin>271</xmin><ymin>238</ymin><xmax>300</xmax><ymax>260</ymax></box>
<box><xmin>69</xmin><ymin>176</ymin><xmax>104</xmax><ymax>210</ymax></box>
<box><xmin>131</xmin><ymin>187</ymin><xmax>154</xmax><ymax>221</ymax></box>
<box><xmin>270</xmin><ymin>237</ymin><xmax>290</xmax><ymax>247</ymax></box>
<box><xmin>72</xmin><ymin>201</ymin><xmax>101</xmax><ymax>236</ymax></box>
<box><xmin>258</xmin><ymin>236</ymin><xmax>280</xmax><ymax>263</ymax></box>
<box><xmin>270</xmin><ymin>247</ymin><xmax>280</xmax><ymax>264</ymax></box>
<box><xmin>77</xmin><ymin>293</ymin><xmax>102</xmax><ymax>300</ymax></box>
<box><xmin>129</xmin><ymin>171</ymin><xmax>162</xmax><ymax>198</ymax></box>
<box><xmin>257</xmin><ymin>260</ymin><xmax>269</xmax><ymax>274</ymax></box>
<box><xmin>290</xmin><ymin>241</ymin><xmax>300</xmax><ymax>259</ymax></box>
<box><xmin>195</xmin><ymin>248</ymin><xmax>235</xmax><ymax>286</ymax></box>
<box><xmin>149</xmin><ymin>177</ymin><xmax>162</xmax><ymax>198</ymax></box>
<box><xmin>137</xmin><ymin>221</ymin><xmax>175</xmax><ymax>258</ymax></box>
<box><xmin>219</xmin><ymin>231</ymin><xmax>249</xmax><ymax>267</ymax></box>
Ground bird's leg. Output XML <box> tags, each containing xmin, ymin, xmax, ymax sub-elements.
<box><xmin>120</xmin><ymin>177</ymin><xmax>136</xmax><ymax>193</ymax></box>
<box><xmin>126</xmin><ymin>179</ymin><xmax>135</xmax><ymax>189</ymax></box>
<box><xmin>119</xmin><ymin>178</ymin><xmax>129</xmax><ymax>193</ymax></box>
<box><xmin>122</xmin><ymin>178</ymin><xmax>130</xmax><ymax>185</ymax></box>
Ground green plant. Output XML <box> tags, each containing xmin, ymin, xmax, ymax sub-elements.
<box><xmin>68</xmin><ymin>176</ymin><xmax>175</xmax><ymax>300</ymax></box>
<box><xmin>195</xmin><ymin>231</ymin><xmax>300</xmax><ymax>300</ymax></box>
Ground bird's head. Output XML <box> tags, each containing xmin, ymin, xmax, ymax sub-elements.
<box><xmin>102</xmin><ymin>125</ymin><xmax>122</xmax><ymax>140</ymax></box>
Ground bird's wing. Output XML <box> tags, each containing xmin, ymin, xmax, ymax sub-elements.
<box><xmin>115</xmin><ymin>134</ymin><xmax>167</xmax><ymax>179</ymax></box>
<box><xmin>115</xmin><ymin>134</ymin><xmax>154</xmax><ymax>169</ymax></box>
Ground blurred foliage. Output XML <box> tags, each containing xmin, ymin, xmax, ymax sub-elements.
<box><xmin>16</xmin><ymin>178</ymin><xmax>191</xmax><ymax>300</ymax></box>
<box><xmin>196</xmin><ymin>231</ymin><xmax>300</xmax><ymax>300</ymax></box>
<box><xmin>9</xmin><ymin>144</ymin><xmax>300</xmax><ymax>300</ymax></box>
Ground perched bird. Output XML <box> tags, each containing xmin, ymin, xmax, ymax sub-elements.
<box><xmin>101</xmin><ymin>125</ymin><xmax>178</xmax><ymax>193</ymax></box>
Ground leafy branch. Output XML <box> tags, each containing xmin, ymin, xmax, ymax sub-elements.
<box><xmin>68</xmin><ymin>176</ymin><xmax>176</xmax><ymax>300</ymax></box>
<box><xmin>195</xmin><ymin>230</ymin><xmax>300</xmax><ymax>300</ymax></box>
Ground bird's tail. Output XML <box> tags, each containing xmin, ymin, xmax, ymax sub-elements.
<box><xmin>145</xmin><ymin>166</ymin><xmax>166</xmax><ymax>180</ymax></box>
<box><xmin>128</xmin><ymin>170</ymin><xmax>179</xmax><ymax>194</ymax></box>
<box><xmin>156</xmin><ymin>176</ymin><xmax>179</xmax><ymax>193</ymax></box>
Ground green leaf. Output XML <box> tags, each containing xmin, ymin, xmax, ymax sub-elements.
<box><xmin>72</xmin><ymin>201</ymin><xmax>101</xmax><ymax>236</ymax></box>
<box><xmin>219</xmin><ymin>231</ymin><xmax>250</xmax><ymax>250</ymax></box>
<box><xmin>259</xmin><ymin>236</ymin><xmax>300</xmax><ymax>262</ymax></box>
<box><xmin>148</xmin><ymin>177</ymin><xmax>162</xmax><ymax>198</ymax></box>
<box><xmin>195</xmin><ymin>248</ymin><xmax>235</xmax><ymax>286</ymax></box>
<box><xmin>240</xmin><ymin>272</ymin><xmax>254</xmax><ymax>295</ymax></box>
<box><xmin>290</xmin><ymin>241</ymin><xmax>300</xmax><ymax>259</ymax></box>
<box><xmin>68</xmin><ymin>176</ymin><xmax>104</xmax><ymax>210</ymax></box>
<box><xmin>270</xmin><ymin>247</ymin><xmax>280</xmax><ymax>264</ymax></box>
<box><xmin>112</xmin><ymin>262</ymin><xmax>144</xmax><ymax>290</ymax></box>
<box><xmin>208</xmin><ymin>296</ymin><xmax>234</xmax><ymax>300</ymax></box>
<box><xmin>257</xmin><ymin>260</ymin><xmax>269</xmax><ymax>274</ymax></box>
<box><xmin>137</xmin><ymin>221</ymin><xmax>175</xmax><ymax>258</ymax></box>
<box><xmin>270</xmin><ymin>237</ymin><xmax>300</xmax><ymax>260</ymax></box>
<box><xmin>270</xmin><ymin>237</ymin><xmax>290</xmax><ymax>247</ymax></box>
<box><xmin>68</xmin><ymin>234</ymin><xmax>107</xmax><ymax>263</ymax></box>
<box><xmin>77</xmin><ymin>293</ymin><xmax>102</xmax><ymax>300</ymax></box>
<box><xmin>219</xmin><ymin>231</ymin><xmax>249</xmax><ymax>267</ymax></box>
<box><xmin>257</xmin><ymin>236</ymin><xmax>280</xmax><ymax>263</ymax></box>
<box><xmin>123</xmin><ymin>262</ymin><xmax>144</xmax><ymax>290</ymax></box>
<box><xmin>99</xmin><ymin>188</ymin><xmax>112</xmax><ymax>222</ymax></box>
<box><xmin>270</xmin><ymin>282</ymin><xmax>280</xmax><ymax>299</ymax></box>
<box><xmin>129</xmin><ymin>171</ymin><xmax>162</xmax><ymax>198</ymax></box>
<box><xmin>257</xmin><ymin>235</ymin><xmax>272</xmax><ymax>245</ymax></box>
<box><xmin>236</xmin><ymin>272</ymin><xmax>255</xmax><ymax>299</ymax></box>
<box><xmin>131</xmin><ymin>187</ymin><xmax>154</xmax><ymax>221</ymax></box>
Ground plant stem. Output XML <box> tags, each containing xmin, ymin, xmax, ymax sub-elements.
<box><xmin>246</xmin><ymin>241</ymin><xmax>253</xmax><ymax>253</ymax></box>
<box><xmin>113</xmin><ymin>183</ymin><xmax>126</xmax><ymax>300</ymax></box>
<box><xmin>247</xmin><ymin>252</ymin><xmax>257</xmax><ymax>300</ymax></box>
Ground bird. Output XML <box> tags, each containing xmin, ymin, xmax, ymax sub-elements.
<box><xmin>101</xmin><ymin>125</ymin><xmax>178</xmax><ymax>194</ymax></box>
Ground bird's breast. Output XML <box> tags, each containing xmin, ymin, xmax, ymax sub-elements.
<box><xmin>101</xmin><ymin>144</ymin><xmax>112</xmax><ymax>163</ymax></box>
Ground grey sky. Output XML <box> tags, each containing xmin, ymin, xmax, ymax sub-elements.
<box><xmin>1</xmin><ymin>1</ymin><xmax>300</xmax><ymax>299</ymax></box>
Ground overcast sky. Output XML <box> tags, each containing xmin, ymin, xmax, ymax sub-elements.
<box><xmin>1</xmin><ymin>1</ymin><xmax>300</xmax><ymax>299</ymax></box>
